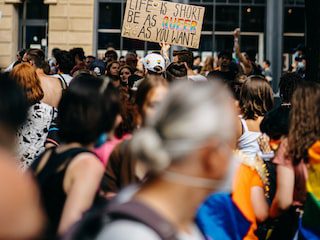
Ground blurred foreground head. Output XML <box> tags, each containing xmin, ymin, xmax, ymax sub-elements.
<box><xmin>131</xmin><ymin>81</ymin><xmax>236</xmax><ymax>187</ymax></box>
<box><xmin>0</xmin><ymin>73</ymin><xmax>28</xmax><ymax>151</ymax></box>
<box><xmin>0</xmin><ymin>151</ymin><xmax>45</xmax><ymax>239</ymax></box>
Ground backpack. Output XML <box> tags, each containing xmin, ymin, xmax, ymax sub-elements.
<box><xmin>61</xmin><ymin>200</ymin><xmax>177</xmax><ymax>240</ymax></box>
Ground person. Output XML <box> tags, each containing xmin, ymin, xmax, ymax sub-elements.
<box><xmin>143</xmin><ymin>53</ymin><xmax>166</xmax><ymax>76</ymax></box>
<box><xmin>193</xmin><ymin>55</ymin><xmax>202</xmax><ymax>74</ymax></box>
<box><xmin>165</xmin><ymin>62</ymin><xmax>188</xmax><ymax>83</ymax></box>
<box><xmin>103</xmin><ymin>76</ymin><xmax>168</xmax><ymax>197</ymax></box>
<box><xmin>119</xmin><ymin>65</ymin><xmax>134</xmax><ymax>87</ymax></box>
<box><xmin>233</xmin><ymin>28</ymin><xmax>262</xmax><ymax>76</ymax></box>
<box><xmin>94</xmin><ymin>86</ymin><xmax>128</xmax><ymax>166</ymax></box>
<box><xmin>0</xmin><ymin>73</ymin><xmax>28</xmax><ymax>152</ymax></box>
<box><xmin>207</xmin><ymin>51</ymin><xmax>237</xmax><ymax>83</ymax></box>
<box><xmin>105</xmin><ymin>49</ymin><xmax>118</xmax><ymax>65</ymax></box>
<box><xmin>260</xmin><ymin>72</ymin><xmax>302</xmax><ymax>142</ymax></box>
<box><xmin>106</xmin><ymin>61</ymin><xmax>121</xmax><ymax>87</ymax></box>
<box><xmin>119</xmin><ymin>56</ymin><xmax>126</xmax><ymax>67</ymax></box>
<box><xmin>23</xmin><ymin>48</ymin><xmax>66</xmax><ymax>108</ymax></box>
<box><xmin>10</xmin><ymin>63</ymin><xmax>57</xmax><ymax>170</ymax></box>
<box><xmin>131</xmin><ymin>53</ymin><xmax>166</xmax><ymax>91</ymax></box>
<box><xmin>269</xmin><ymin>82</ymin><xmax>320</xmax><ymax>239</ymax></box>
<box><xmin>89</xmin><ymin>59</ymin><xmax>106</xmax><ymax>77</ymax></box>
<box><xmin>52</xmin><ymin>50</ymin><xmax>74</xmax><ymax>85</ymax></box>
<box><xmin>70</xmin><ymin>48</ymin><xmax>87</xmax><ymax>76</ymax></box>
<box><xmin>31</xmin><ymin>73</ymin><xmax>109</xmax><ymax>237</ymax></box>
<box><xmin>96</xmin><ymin>80</ymin><xmax>236</xmax><ymax>240</ymax></box>
<box><xmin>106</xmin><ymin>61</ymin><xmax>120</xmax><ymax>78</ymax></box>
<box><xmin>125</xmin><ymin>52</ymin><xmax>138</xmax><ymax>71</ymax></box>
<box><xmin>3</xmin><ymin>49</ymin><xmax>26</xmax><ymax>72</ymax></box>
<box><xmin>175</xmin><ymin>50</ymin><xmax>207</xmax><ymax>82</ymax></box>
<box><xmin>85</xmin><ymin>55</ymin><xmax>96</xmax><ymax>68</ymax></box>
<box><xmin>237</xmin><ymin>76</ymin><xmax>274</xmax><ymax>158</ymax></box>
<box><xmin>200</xmin><ymin>56</ymin><xmax>214</xmax><ymax>76</ymax></box>
<box><xmin>0</xmin><ymin>73</ymin><xmax>45</xmax><ymax>239</ymax></box>
<box><xmin>0</xmin><ymin>150</ymin><xmax>46</xmax><ymax>239</ymax></box>
<box><xmin>262</xmin><ymin>60</ymin><xmax>272</xmax><ymax>83</ymax></box>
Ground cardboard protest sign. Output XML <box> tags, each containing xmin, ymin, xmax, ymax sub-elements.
<box><xmin>121</xmin><ymin>0</ymin><xmax>205</xmax><ymax>49</ymax></box>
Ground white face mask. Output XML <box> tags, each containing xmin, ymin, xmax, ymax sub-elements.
<box><xmin>161</xmin><ymin>153</ymin><xmax>239</xmax><ymax>193</ymax></box>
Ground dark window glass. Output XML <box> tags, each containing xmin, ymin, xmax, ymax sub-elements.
<box><xmin>240</xmin><ymin>35</ymin><xmax>259</xmax><ymax>53</ymax></box>
<box><xmin>241</xmin><ymin>6</ymin><xmax>265</xmax><ymax>32</ymax></box>
<box><xmin>201</xmin><ymin>5</ymin><xmax>213</xmax><ymax>31</ymax></box>
<box><xmin>215</xmin><ymin>6</ymin><xmax>239</xmax><ymax>31</ymax></box>
<box><xmin>283</xmin><ymin>36</ymin><xmax>305</xmax><ymax>53</ymax></box>
<box><xmin>215</xmin><ymin>35</ymin><xmax>234</xmax><ymax>52</ymax></box>
<box><xmin>98</xmin><ymin>3</ymin><xmax>122</xmax><ymax>29</ymax></box>
<box><xmin>199</xmin><ymin>35</ymin><xmax>213</xmax><ymax>52</ymax></box>
<box><xmin>284</xmin><ymin>7</ymin><xmax>305</xmax><ymax>33</ymax></box>
<box><xmin>253</xmin><ymin>0</ymin><xmax>266</xmax><ymax>4</ymax></box>
<box><xmin>26</xmin><ymin>0</ymin><xmax>48</xmax><ymax>20</ymax></box>
<box><xmin>147</xmin><ymin>42</ymin><xmax>161</xmax><ymax>51</ymax></box>
<box><xmin>123</xmin><ymin>38</ymin><xmax>145</xmax><ymax>51</ymax></box>
<box><xmin>98</xmin><ymin>33</ymin><xmax>120</xmax><ymax>49</ymax></box>
<box><xmin>26</xmin><ymin>26</ymin><xmax>46</xmax><ymax>50</ymax></box>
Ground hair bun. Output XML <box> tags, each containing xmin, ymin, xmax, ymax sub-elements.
<box><xmin>130</xmin><ymin>128</ymin><xmax>170</xmax><ymax>173</ymax></box>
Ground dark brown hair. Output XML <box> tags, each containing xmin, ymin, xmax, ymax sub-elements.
<box><xmin>288</xmin><ymin>82</ymin><xmax>320</xmax><ymax>165</ymax></box>
<box><xmin>25</xmin><ymin>49</ymin><xmax>46</xmax><ymax>69</ymax></box>
<box><xmin>10</xmin><ymin>63</ymin><xmax>44</xmax><ymax>105</ymax></box>
<box><xmin>240</xmin><ymin>76</ymin><xmax>274</xmax><ymax>120</ymax></box>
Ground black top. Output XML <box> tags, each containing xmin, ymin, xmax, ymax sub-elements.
<box><xmin>31</xmin><ymin>147</ymin><xmax>93</xmax><ymax>237</ymax></box>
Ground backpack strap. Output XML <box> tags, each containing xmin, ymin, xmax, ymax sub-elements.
<box><xmin>34</xmin><ymin>148</ymin><xmax>95</xmax><ymax>186</ymax></box>
<box><xmin>107</xmin><ymin>200</ymin><xmax>177</xmax><ymax>240</ymax></box>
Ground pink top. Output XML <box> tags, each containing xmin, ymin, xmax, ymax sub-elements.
<box><xmin>94</xmin><ymin>134</ymin><xmax>132</xmax><ymax>166</ymax></box>
<box><xmin>273</xmin><ymin>138</ymin><xmax>307</xmax><ymax>205</ymax></box>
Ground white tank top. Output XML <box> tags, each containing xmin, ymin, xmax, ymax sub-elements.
<box><xmin>238</xmin><ymin>118</ymin><xmax>261</xmax><ymax>158</ymax></box>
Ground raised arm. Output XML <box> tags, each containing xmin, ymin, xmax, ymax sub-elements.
<box><xmin>233</xmin><ymin>28</ymin><xmax>252</xmax><ymax>75</ymax></box>
<box><xmin>160</xmin><ymin>41</ymin><xmax>171</xmax><ymax>67</ymax></box>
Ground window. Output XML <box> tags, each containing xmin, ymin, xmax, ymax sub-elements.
<box><xmin>284</xmin><ymin>7</ymin><xmax>305</xmax><ymax>33</ymax></box>
<box><xmin>215</xmin><ymin>6</ymin><xmax>239</xmax><ymax>31</ymax></box>
<box><xmin>98</xmin><ymin>3</ymin><xmax>122</xmax><ymax>29</ymax></box>
<box><xmin>241</xmin><ymin>6</ymin><xmax>265</xmax><ymax>32</ymax></box>
<box><xmin>26</xmin><ymin>0</ymin><xmax>48</xmax><ymax>20</ymax></box>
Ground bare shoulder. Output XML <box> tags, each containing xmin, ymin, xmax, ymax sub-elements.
<box><xmin>67</xmin><ymin>152</ymin><xmax>104</xmax><ymax>176</ymax></box>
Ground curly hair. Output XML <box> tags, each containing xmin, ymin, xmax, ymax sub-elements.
<box><xmin>240</xmin><ymin>76</ymin><xmax>274</xmax><ymax>120</ymax></box>
<box><xmin>10</xmin><ymin>63</ymin><xmax>44</xmax><ymax>105</ymax></box>
<box><xmin>288</xmin><ymin>82</ymin><xmax>320</xmax><ymax>165</ymax></box>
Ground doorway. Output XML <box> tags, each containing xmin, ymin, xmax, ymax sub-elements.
<box><xmin>19</xmin><ymin>0</ymin><xmax>48</xmax><ymax>54</ymax></box>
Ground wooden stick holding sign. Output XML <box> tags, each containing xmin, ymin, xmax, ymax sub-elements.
<box><xmin>121</xmin><ymin>0</ymin><xmax>205</xmax><ymax>49</ymax></box>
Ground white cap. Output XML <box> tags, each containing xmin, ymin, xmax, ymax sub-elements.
<box><xmin>143</xmin><ymin>53</ymin><xmax>165</xmax><ymax>73</ymax></box>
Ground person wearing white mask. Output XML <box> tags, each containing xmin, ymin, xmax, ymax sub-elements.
<box><xmin>96</xmin><ymin>80</ymin><xmax>237</xmax><ymax>240</ymax></box>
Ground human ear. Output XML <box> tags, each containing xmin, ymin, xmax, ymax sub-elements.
<box><xmin>201</xmin><ymin>144</ymin><xmax>231</xmax><ymax>181</ymax></box>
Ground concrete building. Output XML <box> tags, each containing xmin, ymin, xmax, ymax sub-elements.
<box><xmin>0</xmin><ymin>0</ymin><xmax>305</xmax><ymax>89</ymax></box>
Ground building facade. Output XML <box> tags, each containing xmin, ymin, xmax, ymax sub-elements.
<box><xmin>0</xmin><ymin>0</ymin><xmax>305</xmax><ymax>69</ymax></box>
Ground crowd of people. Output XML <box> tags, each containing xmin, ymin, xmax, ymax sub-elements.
<box><xmin>0</xmin><ymin>28</ymin><xmax>318</xmax><ymax>240</ymax></box>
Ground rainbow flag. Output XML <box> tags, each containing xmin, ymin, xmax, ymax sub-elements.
<box><xmin>299</xmin><ymin>141</ymin><xmax>320</xmax><ymax>239</ymax></box>
<box><xmin>196</xmin><ymin>193</ymin><xmax>251</xmax><ymax>240</ymax></box>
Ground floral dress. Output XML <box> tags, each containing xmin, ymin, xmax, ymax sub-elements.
<box><xmin>16</xmin><ymin>102</ymin><xmax>57</xmax><ymax>171</ymax></box>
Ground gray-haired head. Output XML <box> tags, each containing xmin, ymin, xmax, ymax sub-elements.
<box><xmin>130</xmin><ymin>81</ymin><xmax>236</xmax><ymax>173</ymax></box>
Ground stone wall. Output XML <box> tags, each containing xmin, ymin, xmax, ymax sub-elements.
<box><xmin>48</xmin><ymin>0</ymin><xmax>95</xmax><ymax>57</ymax></box>
<box><xmin>0</xmin><ymin>0</ymin><xmax>19</xmax><ymax>69</ymax></box>
<box><xmin>0</xmin><ymin>0</ymin><xmax>95</xmax><ymax>69</ymax></box>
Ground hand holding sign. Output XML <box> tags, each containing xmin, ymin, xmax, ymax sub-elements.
<box><xmin>122</xmin><ymin>0</ymin><xmax>205</xmax><ymax>48</ymax></box>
